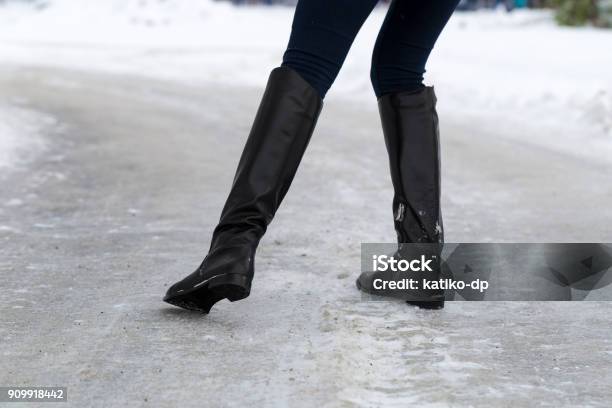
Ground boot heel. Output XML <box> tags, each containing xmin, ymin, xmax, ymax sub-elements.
<box><xmin>207</xmin><ymin>273</ymin><xmax>251</xmax><ymax>302</ymax></box>
<box><xmin>407</xmin><ymin>299</ymin><xmax>445</xmax><ymax>310</ymax></box>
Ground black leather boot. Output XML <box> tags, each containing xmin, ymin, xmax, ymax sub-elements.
<box><xmin>357</xmin><ymin>87</ymin><xmax>445</xmax><ymax>309</ymax></box>
<box><xmin>164</xmin><ymin>67</ymin><xmax>322</xmax><ymax>313</ymax></box>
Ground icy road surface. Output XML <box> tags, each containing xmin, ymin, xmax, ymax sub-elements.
<box><xmin>1</xmin><ymin>66</ymin><xmax>611</xmax><ymax>407</ymax></box>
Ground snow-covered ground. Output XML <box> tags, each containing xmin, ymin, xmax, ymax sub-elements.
<box><xmin>0</xmin><ymin>0</ymin><xmax>611</xmax><ymax>165</ymax></box>
<box><xmin>1</xmin><ymin>66</ymin><xmax>611</xmax><ymax>407</ymax></box>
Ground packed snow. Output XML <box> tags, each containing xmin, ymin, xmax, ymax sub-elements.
<box><xmin>0</xmin><ymin>102</ymin><xmax>51</xmax><ymax>170</ymax></box>
<box><xmin>0</xmin><ymin>0</ymin><xmax>611</xmax><ymax>164</ymax></box>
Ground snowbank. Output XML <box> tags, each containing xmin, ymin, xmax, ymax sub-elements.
<box><xmin>0</xmin><ymin>1</ymin><xmax>610</xmax><ymax>163</ymax></box>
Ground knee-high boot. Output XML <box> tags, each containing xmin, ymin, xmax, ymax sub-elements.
<box><xmin>357</xmin><ymin>87</ymin><xmax>445</xmax><ymax>309</ymax></box>
<box><xmin>164</xmin><ymin>67</ymin><xmax>322</xmax><ymax>313</ymax></box>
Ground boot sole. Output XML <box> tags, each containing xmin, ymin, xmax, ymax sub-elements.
<box><xmin>164</xmin><ymin>273</ymin><xmax>250</xmax><ymax>314</ymax></box>
<box><xmin>356</xmin><ymin>278</ymin><xmax>445</xmax><ymax>310</ymax></box>
<box><xmin>406</xmin><ymin>299</ymin><xmax>445</xmax><ymax>310</ymax></box>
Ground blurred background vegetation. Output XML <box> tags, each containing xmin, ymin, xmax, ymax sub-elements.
<box><xmin>456</xmin><ymin>0</ymin><xmax>611</xmax><ymax>26</ymax></box>
<box><xmin>548</xmin><ymin>0</ymin><xmax>612</xmax><ymax>27</ymax></box>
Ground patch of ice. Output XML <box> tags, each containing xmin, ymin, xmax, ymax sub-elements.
<box><xmin>33</xmin><ymin>223</ymin><xmax>55</xmax><ymax>228</ymax></box>
<box><xmin>4</xmin><ymin>198</ymin><xmax>23</xmax><ymax>206</ymax></box>
<box><xmin>0</xmin><ymin>225</ymin><xmax>21</xmax><ymax>233</ymax></box>
<box><xmin>0</xmin><ymin>103</ymin><xmax>51</xmax><ymax>171</ymax></box>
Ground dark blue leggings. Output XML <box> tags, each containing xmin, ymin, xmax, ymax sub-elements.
<box><xmin>281</xmin><ymin>0</ymin><xmax>459</xmax><ymax>99</ymax></box>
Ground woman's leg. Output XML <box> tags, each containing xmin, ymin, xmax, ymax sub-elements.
<box><xmin>371</xmin><ymin>0</ymin><xmax>459</xmax><ymax>97</ymax></box>
<box><xmin>282</xmin><ymin>0</ymin><xmax>378</xmax><ymax>99</ymax></box>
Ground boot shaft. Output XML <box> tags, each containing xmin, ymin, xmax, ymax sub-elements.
<box><xmin>211</xmin><ymin>67</ymin><xmax>323</xmax><ymax>250</ymax></box>
<box><xmin>378</xmin><ymin>87</ymin><xmax>443</xmax><ymax>244</ymax></box>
